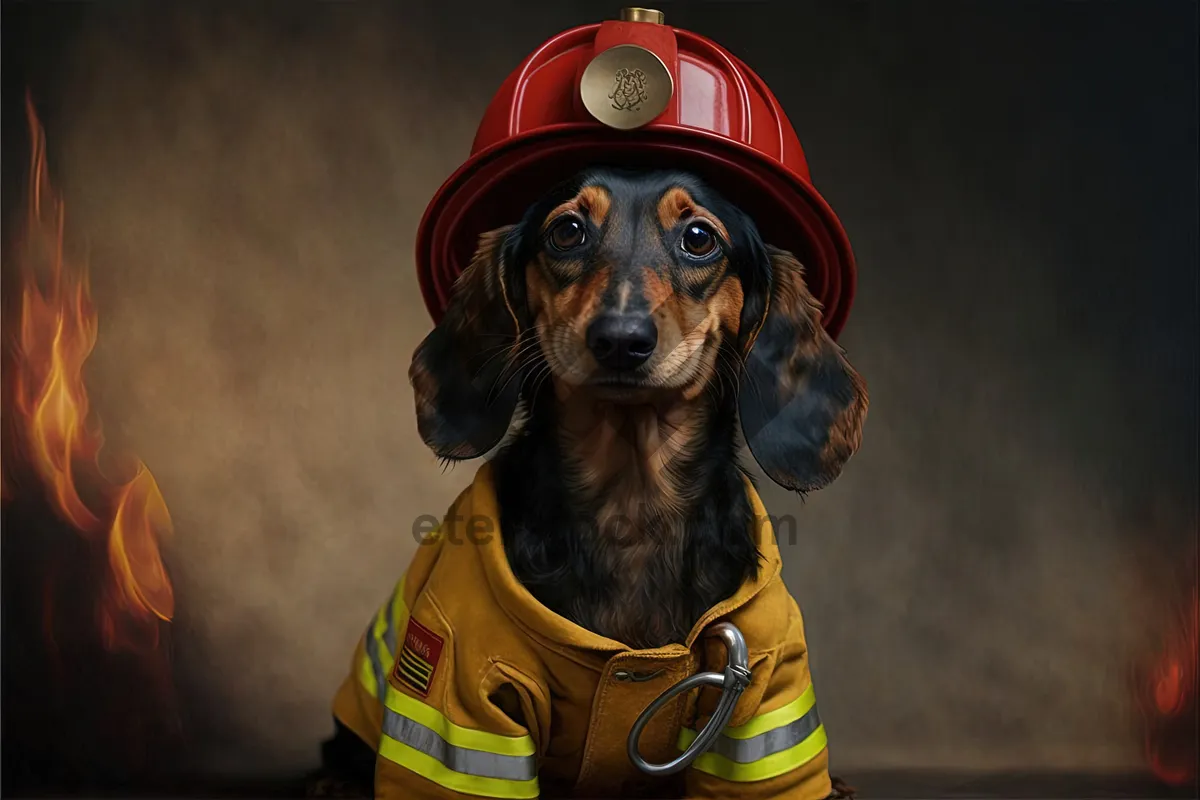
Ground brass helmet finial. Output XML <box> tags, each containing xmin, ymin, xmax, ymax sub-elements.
<box><xmin>619</xmin><ymin>7</ymin><xmax>665</xmax><ymax>24</ymax></box>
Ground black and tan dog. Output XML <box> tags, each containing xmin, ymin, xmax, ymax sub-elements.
<box><xmin>316</xmin><ymin>167</ymin><xmax>867</xmax><ymax>799</ymax></box>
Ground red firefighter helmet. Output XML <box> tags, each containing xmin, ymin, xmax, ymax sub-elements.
<box><xmin>416</xmin><ymin>7</ymin><xmax>856</xmax><ymax>339</ymax></box>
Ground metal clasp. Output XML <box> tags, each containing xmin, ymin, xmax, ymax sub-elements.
<box><xmin>626</xmin><ymin>621</ymin><xmax>751</xmax><ymax>777</ymax></box>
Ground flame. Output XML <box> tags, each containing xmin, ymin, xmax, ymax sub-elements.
<box><xmin>7</xmin><ymin>97</ymin><xmax>100</xmax><ymax>533</ymax></box>
<box><xmin>101</xmin><ymin>465</ymin><xmax>176</xmax><ymax>649</ymax></box>
<box><xmin>1135</xmin><ymin>564</ymin><xmax>1198</xmax><ymax>787</ymax></box>
<box><xmin>3</xmin><ymin>92</ymin><xmax>175</xmax><ymax>652</ymax></box>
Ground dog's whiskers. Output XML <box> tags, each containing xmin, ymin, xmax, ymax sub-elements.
<box><xmin>485</xmin><ymin>335</ymin><xmax>546</xmax><ymax>406</ymax></box>
<box><xmin>523</xmin><ymin>360</ymin><xmax>554</xmax><ymax>418</ymax></box>
<box><xmin>470</xmin><ymin>334</ymin><xmax>527</xmax><ymax>381</ymax></box>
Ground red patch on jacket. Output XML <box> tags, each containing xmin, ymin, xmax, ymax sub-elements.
<box><xmin>393</xmin><ymin>617</ymin><xmax>443</xmax><ymax>697</ymax></box>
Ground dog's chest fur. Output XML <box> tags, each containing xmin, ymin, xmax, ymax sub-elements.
<box><xmin>493</xmin><ymin>383</ymin><xmax>760</xmax><ymax>650</ymax></box>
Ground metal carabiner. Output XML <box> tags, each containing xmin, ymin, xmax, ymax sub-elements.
<box><xmin>627</xmin><ymin>621</ymin><xmax>752</xmax><ymax>777</ymax></box>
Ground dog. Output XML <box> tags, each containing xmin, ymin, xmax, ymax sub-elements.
<box><xmin>314</xmin><ymin>166</ymin><xmax>867</xmax><ymax>799</ymax></box>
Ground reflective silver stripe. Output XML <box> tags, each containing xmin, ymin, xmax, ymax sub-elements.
<box><xmin>364</xmin><ymin>619</ymin><xmax>387</xmax><ymax>698</ymax></box>
<box><xmin>704</xmin><ymin>704</ymin><xmax>822</xmax><ymax>764</ymax></box>
<box><xmin>383</xmin><ymin>707</ymin><xmax>537</xmax><ymax>781</ymax></box>
<box><xmin>364</xmin><ymin>587</ymin><xmax>402</xmax><ymax>699</ymax></box>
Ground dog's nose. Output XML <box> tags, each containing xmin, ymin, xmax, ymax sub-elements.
<box><xmin>586</xmin><ymin>313</ymin><xmax>658</xmax><ymax>371</ymax></box>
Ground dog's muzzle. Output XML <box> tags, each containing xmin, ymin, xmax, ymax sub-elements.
<box><xmin>626</xmin><ymin>621</ymin><xmax>752</xmax><ymax>777</ymax></box>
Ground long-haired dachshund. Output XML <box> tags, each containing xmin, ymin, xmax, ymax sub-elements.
<box><xmin>314</xmin><ymin>166</ymin><xmax>867</xmax><ymax>799</ymax></box>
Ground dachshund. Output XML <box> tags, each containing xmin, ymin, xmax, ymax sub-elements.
<box><xmin>312</xmin><ymin>166</ymin><xmax>867</xmax><ymax>798</ymax></box>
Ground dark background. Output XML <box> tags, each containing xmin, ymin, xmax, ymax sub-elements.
<box><xmin>2</xmin><ymin>1</ymin><xmax>1197</xmax><ymax>797</ymax></box>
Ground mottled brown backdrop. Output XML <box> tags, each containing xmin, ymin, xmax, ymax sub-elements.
<box><xmin>2</xmin><ymin>0</ymin><xmax>1196</xmax><ymax>783</ymax></box>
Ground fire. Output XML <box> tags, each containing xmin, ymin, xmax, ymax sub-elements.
<box><xmin>2</xmin><ymin>92</ymin><xmax>175</xmax><ymax>652</ymax></box>
<box><xmin>1134</xmin><ymin>558</ymin><xmax>1198</xmax><ymax>787</ymax></box>
<box><xmin>102</xmin><ymin>465</ymin><xmax>176</xmax><ymax>648</ymax></box>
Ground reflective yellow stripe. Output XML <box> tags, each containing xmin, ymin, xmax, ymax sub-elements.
<box><xmin>723</xmin><ymin>684</ymin><xmax>816</xmax><ymax>739</ymax></box>
<box><xmin>359</xmin><ymin>575</ymin><xmax>409</xmax><ymax>699</ymax></box>
<box><xmin>379</xmin><ymin>683</ymin><xmax>539</xmax><ymax>798</ymax></box>
<box><xmin>383</xmin><ymin>686</ymin><xmax>536</xmax><ymax>758</ymax></box>
<box><xmin>679</xmin><ymin>684</ymin><xmax>826</xmax><ymax>783</ymax></box>
<box><xmin>378</xmin><ymin>735</ymin><xmax>539</xmax><ymax>799</ymax></box>
<box><xmin>687</xmin><ymin>724</ymin><xmax>827</xmax><ymax>783</ymax></box>
<box><xmin>358</xmin><ymin>642</ymin><xmax>379</xmax><ymax>698</ymax></box>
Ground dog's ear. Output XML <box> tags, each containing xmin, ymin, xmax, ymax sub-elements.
<box><xmin>409</xmin><ymin>225</ymin><xmax>529</xmax><ymax>460</ymax></box>
<box><xmin>737</xmin><ymin>244</ymin><xmax>868</xmax><ymax>493</ymax></box>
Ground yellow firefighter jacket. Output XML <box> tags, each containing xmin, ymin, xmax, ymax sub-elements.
<box><xmin>331</xmin><ymin>462</ymin><xmax>832</xmax><ymax>799</ymax></box>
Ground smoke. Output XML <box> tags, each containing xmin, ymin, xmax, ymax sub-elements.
<box><xmin>18</xmin><ymin>0</ymin><xmax>1197</xmax><ymax>778</ymax></box>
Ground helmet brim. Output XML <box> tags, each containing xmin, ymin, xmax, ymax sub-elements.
<box><xmin>416</xmin><ymin>123</ymin><xmax>856</xmax><ymax>340</ymax></box>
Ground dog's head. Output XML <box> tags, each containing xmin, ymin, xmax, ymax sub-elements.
<box><xmin>410</xmin><ymin>167</ymin><xmax>868</xmax><ymax>493</ymax></box>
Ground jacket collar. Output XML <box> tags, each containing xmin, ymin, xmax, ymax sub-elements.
<box><xmin>464</xmin><ymin>460</ymin><xmax>783</xmax><ymax>655</ymax></box>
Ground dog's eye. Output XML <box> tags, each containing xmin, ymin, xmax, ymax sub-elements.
<box><xmin>680</xmin><ymin>222</ymin><xmax>718</xmax><ymax>258</ymax></box>
<box><xmin>548</xmin><ymin>217</ymin><xmax>586</xmax><ymax>251</ymax></box>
